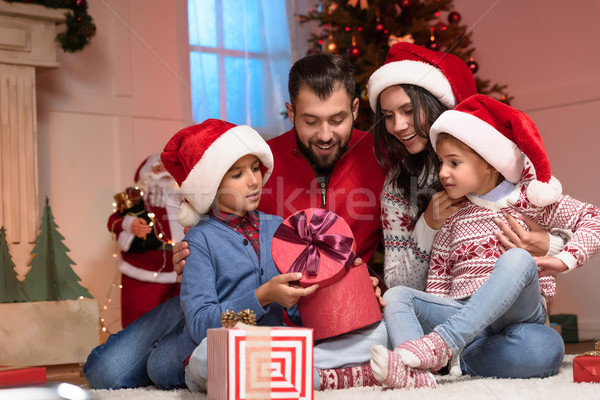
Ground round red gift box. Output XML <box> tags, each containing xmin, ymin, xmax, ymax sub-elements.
<box><xmin>271</xmin><ymin>208</ymin><xmax>382</xmax><ymax>340</ymax></box>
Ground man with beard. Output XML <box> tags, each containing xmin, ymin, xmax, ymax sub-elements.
<box><xmin>108</xmin><ymin>154</ymin><xmax>184</xmax><ymax>327</ymax></box>
<box><xmin>259</xmin><ymin>54</ymin><xmax>386</xmax><ymax>265</ymax></box>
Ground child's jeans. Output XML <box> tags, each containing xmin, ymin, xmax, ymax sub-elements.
<box><xmin>383</xmin><ymin>248</ymin><xmax>564</xmax><ymax>378</ymax></box>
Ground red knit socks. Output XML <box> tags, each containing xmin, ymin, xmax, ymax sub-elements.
<box><xmin>396</xmin><ymin>332</ymin><xmax>451</xmax><ymax>372</ymax></box>
<box><xmin>370</xmin><ymin>345</ymin><xmax>436</xmax><ymax>389</ymax></box>
<box><xmin>317</xmin><ymin>364</ymin><xmax>379</xmax><ymax>390</ymax></box>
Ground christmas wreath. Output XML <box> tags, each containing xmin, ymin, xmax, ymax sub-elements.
<box><xmin>3</xmin><ymin>0</ymin><xmax>96</xmax><ymax>53</ymax></box>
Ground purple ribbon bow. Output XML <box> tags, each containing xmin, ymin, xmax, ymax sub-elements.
<box><xmin>273</xmin><ymin>209</ymin><xmax>355</xmax><ymax>277</ymax></box>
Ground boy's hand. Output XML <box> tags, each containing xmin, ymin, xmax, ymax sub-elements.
<box><xmin>494</xmin><ymin>213</ymin><xmax>549</xmax><ymax>257</ymax></box>
<box><xmin>172</xmin><ymin>240</ymin><xmax>190</xmax><ymax>283</ymax></box>
<box><xmin>424</xmin><ymin>191</ymin><xmax>466</xmax><ymax>230</ymax></box>
<box><xmin>256</xmin><ymin>273</ymin><xmax>319</xmax><ymax>309</ymax></box>
<box><xmin>533</xmin><ymin>256</ymin><xmax>568</xmax><ymax>277</ymax></box>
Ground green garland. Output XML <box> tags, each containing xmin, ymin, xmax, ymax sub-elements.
<box><xmin>3</xmin><ymin>0</ymin><xmax>96</xmax><ymax>53</ymax></box>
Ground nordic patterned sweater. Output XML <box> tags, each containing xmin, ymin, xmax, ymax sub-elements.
<box><xmin>425</xmin><ymin>175</ymin><xmax>600</xmax><ymax>300</ymax></box>
<box><xmin>381</xmin><ymin>169</ymin><xmax>439</xmax><ymax>291</ymax></box>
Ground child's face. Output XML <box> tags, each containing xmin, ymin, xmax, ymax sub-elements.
<box><xmin>437</xmin><ymin>138</ymin><xmax>498</xmax><ymax>199</ymax></box>
<box><xmin>214</xmin><ymin>154</ymin><xmax>263</xmax><ymax>215</ymax></box>
<box><xmin>379</xmin><ymin>85</ymin><xmax>428</xmax><ymax>155</ymax></box>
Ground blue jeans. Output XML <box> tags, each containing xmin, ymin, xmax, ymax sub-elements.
<box><xmin>83</xmin><ymin>295</ymin><xmax>187</xmax><ymax>389</ymax></box>
<box><xmin>383</xmin><ymin>248</ymin><xmax>564</xmax><ymax>378</ymax></box>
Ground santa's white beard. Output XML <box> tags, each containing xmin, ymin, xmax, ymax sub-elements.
<box><xmin>142</xmin><ymin>173</ymin><xmax>181</xmax><ymax>208</ymax></box>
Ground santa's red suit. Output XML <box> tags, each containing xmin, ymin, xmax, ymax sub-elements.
<box><xmin>108</xmin><ymin>154</ymin><xmax>184</xmax><ymax>327</ymax></box>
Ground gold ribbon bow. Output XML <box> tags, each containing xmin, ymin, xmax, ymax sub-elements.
<box><xmin>221</xmin><ymin>309</ymin><xmax>257</xmax><ymax>328</ymax></box>
<box><xmin>388</xmin><ymin>33</ymin><xmax>415</xmax><ymax>47</ymax></box>
<box><xmin>347</xmin><ymin>0</ymin><xmax>369</xmax><ymax>10</ymax></box>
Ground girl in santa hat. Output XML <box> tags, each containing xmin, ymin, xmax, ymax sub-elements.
<box><xmin>370</xmin><ymin>94</ymin><xmax>600</xmax><ymax>389</ymax></box>
<box><xmin>367</xmin><ymin>43</ymin><xmax>566</xmax><ymax>384</ymax></box>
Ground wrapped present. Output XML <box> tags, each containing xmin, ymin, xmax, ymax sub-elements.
<box><xmin>271</xmin><ymin>208</ymin><xmax>382</xmax><ymax>340</ymax></box>
<box><xmin>549</xmin><ymin>314</ymin><xmax>579</xmax><ymax>343</ymax></box>
<box><xmin>207</xmin><ymin>327</ymin><xmax>313</xmax><ymax>400</ymax></box>
<box><xmin>573</xmin><ymin>341</ymin><xmax>600</xmax><ymax>383</ymax></box>
<box><xmin>0</xmin><ymin>366</ymin><xmax>46</xmax><ymax>388</ymax></box>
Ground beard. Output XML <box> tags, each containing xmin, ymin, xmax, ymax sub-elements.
<box><xmin>295</xmin><ymin>132</ymin><xmax>351</xmax><ymax>171</ymax></box>
<box><xmin>141</xmin><ymin>172</ymin><xmax>181</xmax><ymax>208</ymax></box>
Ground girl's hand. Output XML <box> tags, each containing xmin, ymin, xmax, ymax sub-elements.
<box><xmin>256</xmin><ymin>273</ymin><xmax>319</xmax><ymax>308</ymax></box>
<box><xmin>494</xmin><ymin>213</ymin><xmax>550</xmax><ymax>257</ymax></box>
<box><xmin>533</xmin><ymin>256</ymin><xmax>568</xmax><ymax>277</ymax></box>
<box><xmin>423</xmin><ymin>191</ymin><xmax>467</xmax><ymax>230</ymax></box>
<box><xmin>172</xmin><ymin>241</ymin><xmax>190</xmax><ymax>283</ymax></box>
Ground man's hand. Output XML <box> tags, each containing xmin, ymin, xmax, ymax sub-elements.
<box><xmin>256</xmin><ymin>273</ymin><xmax>319</xmax><ymax>308</ymax></box>
<box><xmin>494</xmin><ymin>213</ymin><xmax>549</xmax><ymax>257</ymax></box>
<box><xmin>172</xmin><ymin>241</ymin><xmax>189</xmax><ymax>283</ymax></box>
<box><xmin>131</xmin><ymin>218</ymin><xmax>152</xmax><ymax>238</ymax></box>
<box><xmin>533</xmin><ymin>256</ymin><xmax>568</xmax><ymax>277</ymax></box>
<box><xmin>423</xmin><ymin>191</ymin><xmax>466</xmax><ymax>230</ymax></box>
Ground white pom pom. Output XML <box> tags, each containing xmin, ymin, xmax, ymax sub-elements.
<box><xmin>527</xmin><ymin>176</ymin><xmax>562</xmax><ymax>207</ymax></box>
<box><xmin>177</xmin><ymin>202</ymin><xmax>201</xmax><ymax>227</ymax></box>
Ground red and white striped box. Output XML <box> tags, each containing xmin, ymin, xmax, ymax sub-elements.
<box><xmin>207</xmin><ymin>327</ymin><xmax>313</xmax><ymax>400</ymax></box>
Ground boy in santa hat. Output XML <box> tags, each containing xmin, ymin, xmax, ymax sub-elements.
<box><xmin>370</xmin><ymin>94</ymin><xmax>600</xmax><ymax>389</ymax></box>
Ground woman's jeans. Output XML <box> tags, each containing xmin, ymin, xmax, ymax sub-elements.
<box><xmin>383</xmin><ymin>248</ymin><xmax>564</xmax><ymax>378</ymax></box>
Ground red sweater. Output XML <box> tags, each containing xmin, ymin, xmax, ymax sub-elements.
<box><xmin>259</xmin><ymin>128</ymin><xmax>386</xmax><ymax>263</ymax></box>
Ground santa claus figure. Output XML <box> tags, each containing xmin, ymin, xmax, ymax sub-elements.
<box><xmin>108</xmin><ymin>154</ymin><xmax>184</xmax><ymax>327</ymax></box>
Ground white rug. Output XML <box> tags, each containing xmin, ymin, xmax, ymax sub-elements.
<box><xmin>88</xmin><ymin>355</ymin><xmax>600</xmax><ymax>399</ymax></box>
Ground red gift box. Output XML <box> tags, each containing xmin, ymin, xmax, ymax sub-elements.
<box><xmin>271</xmin><ymin>208</ymin><xmax>382</xmax><ymax>340</ymax></box>
<box><xmin>207</xmin><ymin>327</ymin><xmax>313</xmax><ymax>400</ymax></box>
<box><xmin>0</xmin><ymin>366</ymin><xmax>46</xmax><ymax>388</ymax></box>
<box><xmin>573</xmin><ymin>342</ymin><xmax>600</xmax><ymax>383</ymax></box>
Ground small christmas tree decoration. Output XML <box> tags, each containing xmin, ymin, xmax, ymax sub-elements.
<box><xmin>322</xmin><ymin>35</ymin><xmax>338</xmax><ymax>53</ymax></box>
<box><xmin>448</xmin><ymin>10</ymin><xmax>461</xmax><ymax>23</ymax></box>
<box><xmin>22</xmin><ymin>197</ymin><xmax>93</xmax><ymax>301</ymax></box>
<box><xmin>467</xmin><ymin>58</ymin><xmax>479</xmax><ymax>74</ymax></box>
<box><xmin>0</xmin><ymin>226</ymin><xmax>28</xmax><ymax>303</ymax></box>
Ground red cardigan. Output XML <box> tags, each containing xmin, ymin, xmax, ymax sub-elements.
<box><xmin>260</xmin><ymin>128</ymin><xmax>386</xmax><ymax>263</ymax></box>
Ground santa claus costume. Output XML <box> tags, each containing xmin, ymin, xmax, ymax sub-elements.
<box><xmin>108</xmin><ymin>154</ymin><xmax>184</xmax><ymax>327</ymax></box>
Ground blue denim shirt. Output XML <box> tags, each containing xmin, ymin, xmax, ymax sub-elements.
<box><xmin>177</xmin><ymin>211</ymin><xmax>301</xmax><ymax>362</ymax></box>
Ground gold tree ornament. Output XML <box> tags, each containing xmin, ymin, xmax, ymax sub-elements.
<box><xmin>236</xmin><ymin>309</ymin><xmax>257</xmax><ymax>326</ymax></box>
<box><xmin>221</xmin><ymin>310</ymin><xmax>237</xmax><ymax>328</ymax></box>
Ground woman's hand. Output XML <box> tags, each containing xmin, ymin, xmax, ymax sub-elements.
<box><xmin>494</xmin><ymin>213</ymin><xmax>550</xmax><ymax>257</ymax></box>
<box><xmin>423</xmin><ymin>191</ymin><xmax>466</xmax><ymax>230</ymax></box>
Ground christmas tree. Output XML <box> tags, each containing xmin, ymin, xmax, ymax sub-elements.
<box><xmin>0</xmin><ymin>226</ymin><xmax>28</xmax><ymax>303</ymax></box>
<box><xmin>22</xmin><ymin>197</ymin><xmax>93</xmax><ymax>301</ymax></box>
<box><xmin>297</xmin><ymin>0</ymin><xmax>511</xmax><ymax>130</ymax></box>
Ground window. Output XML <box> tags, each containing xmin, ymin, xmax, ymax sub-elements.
<box><xmin>188</xmin><ymin>0</ymin><xmax>292</xmax><ymax>135</ymax></box>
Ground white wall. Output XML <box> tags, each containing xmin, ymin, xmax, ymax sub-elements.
<box><xmin>453</xmin><ymin>0</ymin><xmax>600</xmax><ymax>340</ymax></box>
<box><xmin>31</xmin><ymin>0</ymin><xmax>600</xmax><ymax>339</ymax></box>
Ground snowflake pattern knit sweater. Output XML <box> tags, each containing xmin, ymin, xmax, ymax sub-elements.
<box><xmin>426</xmin><ymin>176</ymin><xmax>600</xmax><ymax>300</ymax></box>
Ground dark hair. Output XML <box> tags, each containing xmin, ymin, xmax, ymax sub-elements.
<box><xmin>288</xmin><ymin>54</ymin><xmax>356</xmax><ymax>107</ymax></box>
<box><xmin>373</xmin><ymin>84</ymin><xmax>447</xmax><ymax>225</ymax></box>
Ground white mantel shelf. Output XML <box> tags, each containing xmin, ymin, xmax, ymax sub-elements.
<box><xmin>0</xmin><ymin>1</ymin><xmax>67</xmax><ymax>68</ymax></box>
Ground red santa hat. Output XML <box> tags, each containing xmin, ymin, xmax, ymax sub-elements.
<box><xmin>161</xmin><ymin>119</ymin><xmax>274</xmax><ymax>226</ymax></box>
<box><xmin>134</xmin><ymin>153</ymin><xmax>161</xmax><ymax>184</ymax></box>
<box><xmin>430</xmin><ymin>94</ymin><xmax>562</xmax><ymax>206</ymax></box>
<box><xmin>367</xmin><ymin>42</ymin><xmax>477</xmax><ymax>111</ymax></box>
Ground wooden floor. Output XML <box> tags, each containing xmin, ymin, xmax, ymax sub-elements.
<box><xmin>44</xmin><ymin>340</ymin><xmax>597</xmax><ymax>387</ymax></box>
